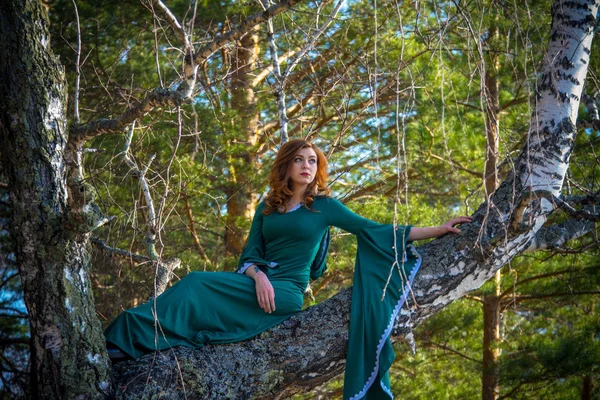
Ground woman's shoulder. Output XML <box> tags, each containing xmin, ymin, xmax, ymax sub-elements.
<box><xmin>313</xmin><ymin>194</ymin><xmax>334</xmax><ymax>204</ymax></box>
<box><xmin>313</xmin><ymin>195</ymin><xmax>344</xmax><ymax>209</ymax></box>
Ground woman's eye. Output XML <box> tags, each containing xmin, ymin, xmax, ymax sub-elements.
<box><xmin>294</xmin><ymin>157</ymin><xmax>302</xmax><ymax>162</ymax></box>
<box><xmin>309</xmin><ymin>159</ymin><xmax>317</xmax><ymax>164</ymax></box>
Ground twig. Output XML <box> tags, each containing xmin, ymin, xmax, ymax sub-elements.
<box><xmin>71</xmin><ymin>0</ymin><xmax>81</xmax><ymax>122</ymax></box>
<box><xmin>121</xmin><ymin>122</ymin><xmax>158</xmax><ymax>259</ymax></box>
<box><xmin>181</xmin><ymin>191</ymin><xmax>211</xmax><ymax>267</ymax></box>
<box><xmin>281</xmin><ymin>0</ymin><xmax>344</xmax><ymax>84</ymax></box>
<box><xmin>191</xmin><ymin>0</ymin><xmax>309</xmax><ymax>67</ymax></box>
<box><xmin>422</xmin><ymin>339</ymin><xmax>482</xmax><ymax>364</ymax></box>
<box><xmin>91</xmin><ymin>237</ymin><xmax>152</xmax><ymax>263</ymax></box>
<box><xmin>262</xmin><ymin>0</ymin><xmax>289</xmax><ymax>142</ymax></box>
<box><xmin>150</xmin><ymin>0</ymin><xmax>191</xmax><ymax>49</ymax></box>
<box><xmin>553</xmin><ymin>195</ymin><xmax>600</xmax><ymax>222</ymax></box>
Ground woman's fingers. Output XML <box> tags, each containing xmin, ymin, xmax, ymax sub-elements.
<box><xmin>256</xmin><ymin>278</ymin><xmax>276</xmax><ymax>313</ymax></box>
<box><xmin>269</xmin><ymin>290</ymin><xmax>276</xmax><ymax>313</ymax></box>
<box><xmin>450</xmin><ymin>216</ymin><xmax>473</xmax><ymax>226</ymax></box>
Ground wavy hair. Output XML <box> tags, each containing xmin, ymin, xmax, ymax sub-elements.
<box><xmin>263</xmin><ymin>139</ymin><xmax>330</xmax><ymax>214</ymax></box>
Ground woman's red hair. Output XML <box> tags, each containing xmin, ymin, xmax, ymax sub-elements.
<box><xmin>263</xmin><ymin>139</ymin><xmax>330</xmax><ymax>214</ymax></box>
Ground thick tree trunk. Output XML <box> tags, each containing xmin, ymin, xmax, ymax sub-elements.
<box><xmin>224</xmin><ymin>27</ymin><xmax>261</xmax><ymax>256</ymax></box>
<box><xmin>0</xmin><ymin>1</ymin><xmax>112</xmax><ymax>398</ymax></box>
<box><xmin>110</xmin><ymin>0</ymin><xmax>599</xmax><ymax>397</ymax></box>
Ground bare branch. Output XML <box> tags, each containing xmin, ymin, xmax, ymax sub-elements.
<box><xmin>507</xmin><ymin>291</ymin><xmax>600</xmax><ymax>302</ymax></box>
<box><xmin>192</xmin><ymin>0</ymin><xmax>309</xmax><ymax>66</ymax></box>
<box><xmin>553</xmin><ymin>194</ymin><xmax>600</xmax><ymax>222</ymax></box>
<box><xmin>91</xmin><ymin>237</ymin><xmax>152</xmax><ymax>263</ymax></box>
<box><xmin>499</xmin><ymin>265</ymin><xmax>599</xmax><ymax>300</ymax></box>
<box><xmin>523</xmin><ymin>218</ymin><xmax>596</xmax><ymax>253</ymax></box>
<box><xmin>69</xmin><ymin>1</ymin><xmax>304</xmax><ymax>143</ymax></box>
<box><xmin>261</xmin><ymin>0</ymin><xmax>289</xmax><ymax>142</ymax></box>
<box><xmin>499</xmin><ymin>95</ymin><xmax>529</xmax><ymax>111</ymax></box>
<box><xmin>71</xmin><ymin>0</ymin><xmax>81</xmax><ymax>122</ymax></box>
<box><xmin>251</xmin><ymin>48</ymin><xmax>299</xmax><ymax>87</ymax></box>
<box><xmin>426</xmin><ymin>152</ymin><xmax>483</xmax><ymax>179</ymax></box>
<box><xmin>280</xmin><ymin>0</ymin><xmax>344</xmax><ymax>84</ymax></box>
<box><xmin>421</xmin><ymin>339</ymin><xmax>482</xmax><ymax>364</ymax></box>
<box><xmin>69</xmin><ymin>88</ymin><xmax>191</xmax><ymax>142</ymax></box>
<box><xmin>149</xmin><ymin>0</ymin><xmax>190</xmax><ymax>49</ymax></box>
<box><xmin>181</xmin><ymin>191</ymin><xmax>212</xmax><ymax>266</ymax></box>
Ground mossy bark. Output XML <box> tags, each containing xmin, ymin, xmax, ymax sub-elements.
<box><xmin>0</xmin><ymin>0</ymin><xmax>112</xmax><ymax>398</ymax></box>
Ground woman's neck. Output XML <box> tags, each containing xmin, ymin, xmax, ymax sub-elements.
<box><xmin>289</xmin><ymin>184</ymin><xmax>308</xmax><ymax>205</ymax></box>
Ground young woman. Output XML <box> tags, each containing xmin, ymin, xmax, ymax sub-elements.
<box><xmin>104</xmin><ymin>139</ymin><xmax>471</xmax><ymax>399</ymax></box>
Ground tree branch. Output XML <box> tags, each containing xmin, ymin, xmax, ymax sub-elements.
<box><xmin>91</xmin><ymin>238</ymin><xmax>152</xmax><ymax>263</ymax></box>
<box><xmin>149</xmin><ymin>0</ymin><xmax>190</xmax><ymax>49</ymax></box>
<box><xmin>499</xmin><ymin>265</ymin><xmax>599</xmax><ymax>300</ymax></box>
<box><xmin>69</xmin><ymin>88</ymin><xmax>192</xmax><ymax>142</ymax></box>
<box><xmin>69</xmin><ymin>1</ymin><xmax>306</xmax><ymax>143</ymax></box>
<box><xmin>553</xmin><ymin>194</ymin><xmax>600</xmax><ymax>222</ymax></box>
<box><xmin>421</xmin><ymin>339</ymin><xmax>482</xmax><ymax>364</ymax></box>
<box><xmin>523</xmin><ymin>218</ymin><xmax>596</xmax><ymax>253</ymax></box>
<box><xmin>507</xmin><ymin>291</ymin><xmax>600</xmax><ymax>302</ymax></box>
<box><xmin>192</xmin><ymin>0</ymin><xmax>308</xmax><ymax>66</ymax></box>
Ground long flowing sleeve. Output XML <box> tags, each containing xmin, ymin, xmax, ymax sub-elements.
<box><xmin>236</xmin><ymin>202</ymin><xmax>278</xmax><ymax>273</ymax></box>
<box><xmin>322</xmin><ymin>197</ymin><xmax>422</xmax><ymax>400</ymax></box>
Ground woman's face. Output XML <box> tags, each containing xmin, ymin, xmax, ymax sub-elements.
<box><xmin>288</xmin><ymin>147</ymin><xmax>318</xmax><ymax>190</ymax></box>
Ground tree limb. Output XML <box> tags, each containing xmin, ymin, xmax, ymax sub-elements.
<box><xmin>523</xmin><ymin>218</ymin><xmax>596</xmax><ymax>253</ymax></box>
<box><xmin>192</xmin><ymin>0</ymin><xmax>309</xmax><ymax>66</ymax></box>
<box><xmin>148</xmin><ymin>0</ymin><xmax>190</xmax><ymax>49</ymax></box>
<box><xmin>91</xmin><ymin>238</ymin><xmax>152</xmax><ymax>263</ymax></box>
<box><xmin>553</xmin><ymin>194</ymin><xmax>600</xmax><ymax>222</ymax></box>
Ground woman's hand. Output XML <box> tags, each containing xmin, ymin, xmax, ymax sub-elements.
<box><xmin>440</xmin><ymin>216</ymin><xmax>473</xmax><ymax>234</ymax></box>
<box><xmin>408</xmin><ymin>216</ymin><xmax>473</xmax><ymax>240</ymax></box>
<box><xmin>253</xmin><ymin>268</ymin><xmax>276</xmax><ymax>314</ymax></box>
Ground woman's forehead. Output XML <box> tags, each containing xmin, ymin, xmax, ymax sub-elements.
<box><xmin>295</xmin><ymin>147</ymin><xmax>317</xmax><ymax>158</ymax></box>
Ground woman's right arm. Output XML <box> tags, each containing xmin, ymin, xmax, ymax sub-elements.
<box><xmin>244</xmin><ymin>265</ymin><xmax>276</xmax><ymax>314</ymax></box>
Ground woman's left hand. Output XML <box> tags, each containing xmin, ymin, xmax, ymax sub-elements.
<box><xmin>440</xmin><ymin>216</ymin><xmax>473</xmax><ymax>234</ymax></box>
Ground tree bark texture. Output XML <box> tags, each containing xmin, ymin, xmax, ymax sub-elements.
<box><xmin>482</xmin><ymin>291</ymin><xmax>500</xmax><ymax>400</ymax></box>
<box><xmin>111</xmin><ymin>0</ymin><xmax>600</xmax><ymax>397</ymax></box>
<box><xmin>0</xmin><ymin>1</ymin><xmax>112</xmax><ymax>398</ymax></box>
<box><xmin>224</xmin><ymin>27</ymin><xmax>261</xmax><ymax>256</ymax></box>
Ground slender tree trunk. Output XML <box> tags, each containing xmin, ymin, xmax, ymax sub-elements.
<box><xmin>482</xmin><ymin>21</ymin><xmax>501</xmax><ymax>399</ymax></box>
<box><xmin>581</xmin><ymin>375</ymin><xmax>594</xmax><ymax>400</ymax></box>
<box><xmin>482</xmin><ymin>275</ymin><xmax>501</xmax><ymax>400</ymax></box>
<box><xmin>0</xmin><ymin>0</ymin><xmax>112</xmax><ymax>398</ymax></box>
<box><xmin>224</xmin><ymin>26</ymin><xmax>260</xmax><ymax>257</ymax></box>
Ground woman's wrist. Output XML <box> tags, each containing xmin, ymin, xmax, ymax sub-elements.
<box><xmin>252</xmin><ymin>265</ymin><xmax>266</xmax><ymax>280</ymax></box>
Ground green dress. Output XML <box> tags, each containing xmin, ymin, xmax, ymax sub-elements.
<box><xmin>104</xmin><ymin>196</ymin><xmax>421</xmax><ymax>400</ymax></box>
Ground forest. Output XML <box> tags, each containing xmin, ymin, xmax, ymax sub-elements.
<box><xmin>0</xmin><ymin>0</ymin><xmax>599</xmax><ymax>398</ymax></box>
